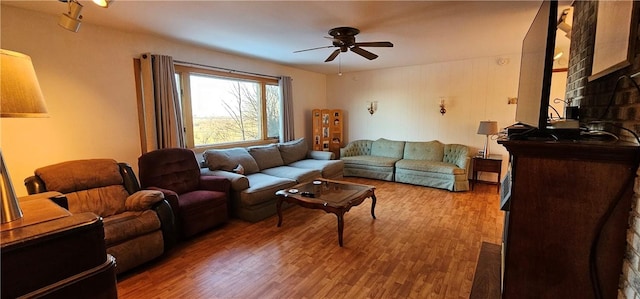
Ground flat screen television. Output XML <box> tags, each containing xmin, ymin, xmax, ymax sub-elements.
<box><xmin>514</xmin><ymin>0</ymin><xmax>558</xmax><ymax>129</ymax></box>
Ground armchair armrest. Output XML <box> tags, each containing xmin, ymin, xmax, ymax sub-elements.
<box><xmin>151</xmin><ymin>199</ymin><xmax>177</xmax><ymax>251</ymax></box>
<box><xmin>145</xmin><ymin>186</ymin><xmax>179</xmax><ymax>213</ymax></box>
<box><xmin>199</xmin><ymin>175</ymin><xmax>231</xmax><ymax>193</ymax></box>
<box><xmin>308</xmin><ymin>150</ymin><xmax>334</xmax><ymax>160</ymax></box>
<box><xmin>125</xmin><ymin>190</ymin><xmax>164</xmax><ymax>211</ymax></box>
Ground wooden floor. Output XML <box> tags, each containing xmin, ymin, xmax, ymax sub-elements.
<box><xmin>117</xmin><ymin>178</ymin><xmax>504</xmax><ymax>299</ymax></box>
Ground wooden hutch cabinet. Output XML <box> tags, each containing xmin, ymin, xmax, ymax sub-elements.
<box><xmin>497</xmin><ymin>140</ymin><xmax>640</xmax><ymax>299</ymax></box>
<box><xmin>312</xmin><ymin>109</ymin><xmax>343</xmax><ymax>158</ymax></box>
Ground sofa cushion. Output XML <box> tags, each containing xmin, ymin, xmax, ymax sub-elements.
<box><xmin>248</xmin><ymin>144</ymin><xmax>285</xmax><ymax>170</ymax></box>
<box><xmin>241</xmin><ymin>173</ymin><xmax>296</xmax><ymax>206</ymax></box>
<box><xmin>35</xmin><ymin>159</ymin><xmax>124</xmax><ymax>193</ymax></box>
<box><xmin>395</xmin><ymin>159</ymin><xmax>465</xmax><ymax>175</ymax></box>
<box><xmin>341</xmin><ymin>155</ymin><xmax>400</xmax><ymax>167</ymax></box>
<box><xmin>289</xmin><ymin>159</ymin><xmax>344</xmax><ymax>179</ymax></box>
<box><xmin>370</xmin><ymin>138</ymin><xmax>405</xmax><ymax>159</ymax></box>
<box><xmin>403</xmin><ymin>141</ymin><xmax>444</xmax><ymax>161</ymax></box>
<box><xmin>65</xmin><ymin>185</ymin><xmax>130</xmax><ymax>217</ymax></box>
<box><xmin>204</xmin><ymin>148</ymin><xmax>259</xmax><ymax>174</ymax></box>
<box><xmin>261</xmin><ymin>165</ymin><xmax>321</xmax><ymax>183</ymax></box>
<box><xmin>278</xmin><ymin>138</ymin><xmax>308</xmax><ymax>164</ymax></box>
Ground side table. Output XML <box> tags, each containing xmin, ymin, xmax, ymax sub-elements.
<box><xmin>472</xmin><ymin>154</ymin><xmax>503</xmax><ymax>193</ymax></box>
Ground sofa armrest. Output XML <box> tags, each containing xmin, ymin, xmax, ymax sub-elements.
<box><xmin>443</xmin><ymin>144</ymin><xmax>471</xmax><ymax>170</ymax></box>
<box><xmin>201</xmin><ymin>168</ymin><xmax>249</xmax><ymax>191</ymax></box>
<box><xmin>151</xmin><ymin>199</ymin><xmax>177</xmax><ymax>251</ymax></box>
<box><xmin>340</xmin><ymin>140</ymin><xmax>373</xmax><ymax>157</ymax></box>
<box><xmin>308</xmin><ymin>150</ymin><xmax>334</xmax><ymax>160</ymax></box>
<box><xmin>199</xmin><ymin>175</ymin><xmax>231</xmax><ymax>193</ymax></box>
<box><xmin>24</xmin><ymin>175</ymin><xmax>47</xmax><ymax>195</ymax></box>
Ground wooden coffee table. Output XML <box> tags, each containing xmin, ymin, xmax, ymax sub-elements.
<box><xmin>275</xmin><ymin>178</ymin><xmax>376</xmax><ymax>247</ymax></box>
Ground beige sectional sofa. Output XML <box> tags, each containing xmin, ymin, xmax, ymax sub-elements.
<box><xmin>199</xmin><ymin>138</ymin><xmax>343</xmax><ymax>222</ymax></box>
<box><xmin>340</xmin><ymin>138</ymin><xmax>470</xmax><ymax>191</ymax></box>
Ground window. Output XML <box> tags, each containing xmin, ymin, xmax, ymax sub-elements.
<box><xmin>175</xmin><ymin>65</ymin><xmax>280</xmax><ymax>149</ymax></box>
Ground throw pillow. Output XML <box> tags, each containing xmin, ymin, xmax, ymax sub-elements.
<box><xmin>233</xmin><ymin>164</ymin><xmax>245</xmax><ymax>175</ymax></box>
<box><xmin>277</xmin><ymin>138</ymin><xmax>308</xmax><ymax>164</ymax></box>
<box><xmin>203</xmin><ymin>148</ymin><xmax>259</xmax><ymax>174</ymax></box>
<box><xmin>248</xmin><ymin>144</ymin><xmax>284</xmax><ymax>170</ymax></box>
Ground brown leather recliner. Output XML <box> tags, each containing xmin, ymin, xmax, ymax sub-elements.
<box><xmin>24</xmin><ymin>159</ymin><xmax>176</xmax><ymax>275</ymax></box>
<box><xmin>138</xmin><ymin>148</ymin><xmax>230</xmax><ymax>239</ymax></box>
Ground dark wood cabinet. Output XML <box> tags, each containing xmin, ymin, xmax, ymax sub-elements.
<box><xmin>497</xmin><ymin>140</ymin><xmax>640</xmax><ymax>299</ymax></box>
<box><xmin>1</xmin><ymin>193</ymin><xmax>118</xmax><ymax>299</ymax></box>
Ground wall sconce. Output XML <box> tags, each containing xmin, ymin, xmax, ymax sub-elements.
<box><xmin>439</xmin><ymin>97</ymin><xmax>446</xmax><ymax>115</ymax></box>
<box><xmin>367</xmin><ymin>101</ymin><xmax>377</xmax><ymax>115</ymax></box>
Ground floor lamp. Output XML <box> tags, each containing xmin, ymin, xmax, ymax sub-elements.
<box><xmin>1</xmin><ymin>49</ymin><xmax>48</xmax><ymax>223</ymax></box>
<box><xmin>477</xmin><ymin>121</ymin><xmax>498</xmax><ymax>159</ymax></box>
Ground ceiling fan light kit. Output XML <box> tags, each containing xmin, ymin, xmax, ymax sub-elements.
<box><xmin>295</xmin><ymin>27</ymin><xmax>393</xmax><ymax>63</ymax></box>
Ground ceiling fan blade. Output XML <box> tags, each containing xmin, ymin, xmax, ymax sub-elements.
<box><xmin>294</xmin><ymin>45</ymin><xmax>334</xmax><ymax>53</ymax></box>
<box><xmin>354</xmin><ymin>41</ymin><xmax>394</xmax><ymax>48</ymax></box>
<box><xmin>351</xmin><ymin>46</ymin><xmax>378</xmax><ymax>60</ymax></box>
<box><xmin>325</xmin><ymin>49</ymin><xmax>341</xmax><ymax>62</ymax></box>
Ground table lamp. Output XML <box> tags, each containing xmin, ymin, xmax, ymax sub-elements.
<box><xmin>477</xmin><ymin>121</ymin><xmax>498</xmax><ymax>159</ymax></box>
<box><xmin>1</xmin><ymin>49</ymin><xmax>48</xmax><ymax>223</ymax></box>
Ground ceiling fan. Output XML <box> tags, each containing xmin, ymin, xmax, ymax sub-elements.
<box><xmin>294</xmin><ymin>27</ymin><xmax>394</xmax><ymax>62</ymax></box>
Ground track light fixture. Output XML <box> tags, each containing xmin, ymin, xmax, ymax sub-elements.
<box><xmin>58</xmin><ymin>0</ymin><xmax>113</xmax><ymax>32</ymax></box>
<box><xmin>58</xmin><ymin>0</ymin><xmax>83</xmax><ymax>32</ymax></box>
<box><xmin>92</xmin><ymin>0</ymin><xmax>112</xmax><ymax>8</ymax></box>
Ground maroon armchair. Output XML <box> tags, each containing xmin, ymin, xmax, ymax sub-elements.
<box><xmin>138</xmin><ymin>148</ymin><xmax>230</xmax><ymax>238</ymax></box>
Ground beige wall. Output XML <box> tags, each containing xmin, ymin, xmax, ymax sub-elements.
<box><xmin>326</xmin><ymin>56</ymin><xmax>522</xmax><ymax>182</ymax></box>
<box><xmin>1</xmin><ymin>5</ymin><xmax>326</xmax><ymax>196</ymax></box>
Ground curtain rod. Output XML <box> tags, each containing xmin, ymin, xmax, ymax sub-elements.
<box><xmin>173</xmin><ymin>60</ymin><xmax>281</xmax><ymax>80</ymax></box>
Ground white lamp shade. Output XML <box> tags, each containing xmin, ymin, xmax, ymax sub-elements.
<box><xmin>1</xmin><ymin>49</ymin><xmax>48</xmax><ymax>118</ymax></box>
<box><xmin>477</xmin><ymin>121</ymin><xmax>498</xmax><ymax>135</ymax></box>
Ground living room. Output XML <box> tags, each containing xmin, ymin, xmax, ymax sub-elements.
<box><xmin>2</xmin><ymin>1</ymin><xmax>640</xmax><ymax>298</ymax></box>
<box><xmin>0</xmin><ymin>1</ymin><xmax>548</xmax><ymax>187</ymax></box>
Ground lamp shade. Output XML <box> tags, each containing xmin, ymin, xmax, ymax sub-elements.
<box><xmin>1</xmin><ymin>49</ymin><xmax>48</xmax><ymax>223</ymax></box>
<box><xmin>477</xmin><ymin>121</ymin><xmax>498</xmax><ymax>135</ymax></box>
<box><xmin>1</xmin><ymin>49</ymin><xmax>48</xmax><ymax>117</ymax></box>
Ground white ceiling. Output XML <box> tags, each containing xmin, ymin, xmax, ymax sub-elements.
<box><xmin>3</xmin><ymin>0</ymin><xmax>572</xmax><ymax>74</ymax></box>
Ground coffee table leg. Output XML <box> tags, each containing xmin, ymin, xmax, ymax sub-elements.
<box><xmin>336</xmin><ymin>212</ymin><xmax>345</xmax><ymax>247</ymax></box>
<box><xmin>370</xmin><ymin>193</ymin><xmax>377</xmax><ymax>219</ymax></box>
<box><xmin>276</xmin><ymin>198</ymin><xmax>283</xmax><ymax>227</ymax></box>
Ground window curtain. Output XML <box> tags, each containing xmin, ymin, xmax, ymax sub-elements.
<box><xmin>279</xmin><ymin>76</ymin><xmax>294</xmax><ymax>142</ymax></box>
<box><xmin>139</xmin><ymin>53</ymin><xmax>185</xmax><ymax>152</ymax></box>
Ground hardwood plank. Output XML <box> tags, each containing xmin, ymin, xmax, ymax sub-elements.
<box><xmin>469</xmin><ymin>242</ymin><xmax>502</xmax><ymax>299</ymax></box>
<box><xmin>117</xmin><ymin>178</ymin><xmax>503</xmax><ymax>298</ymax></box>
